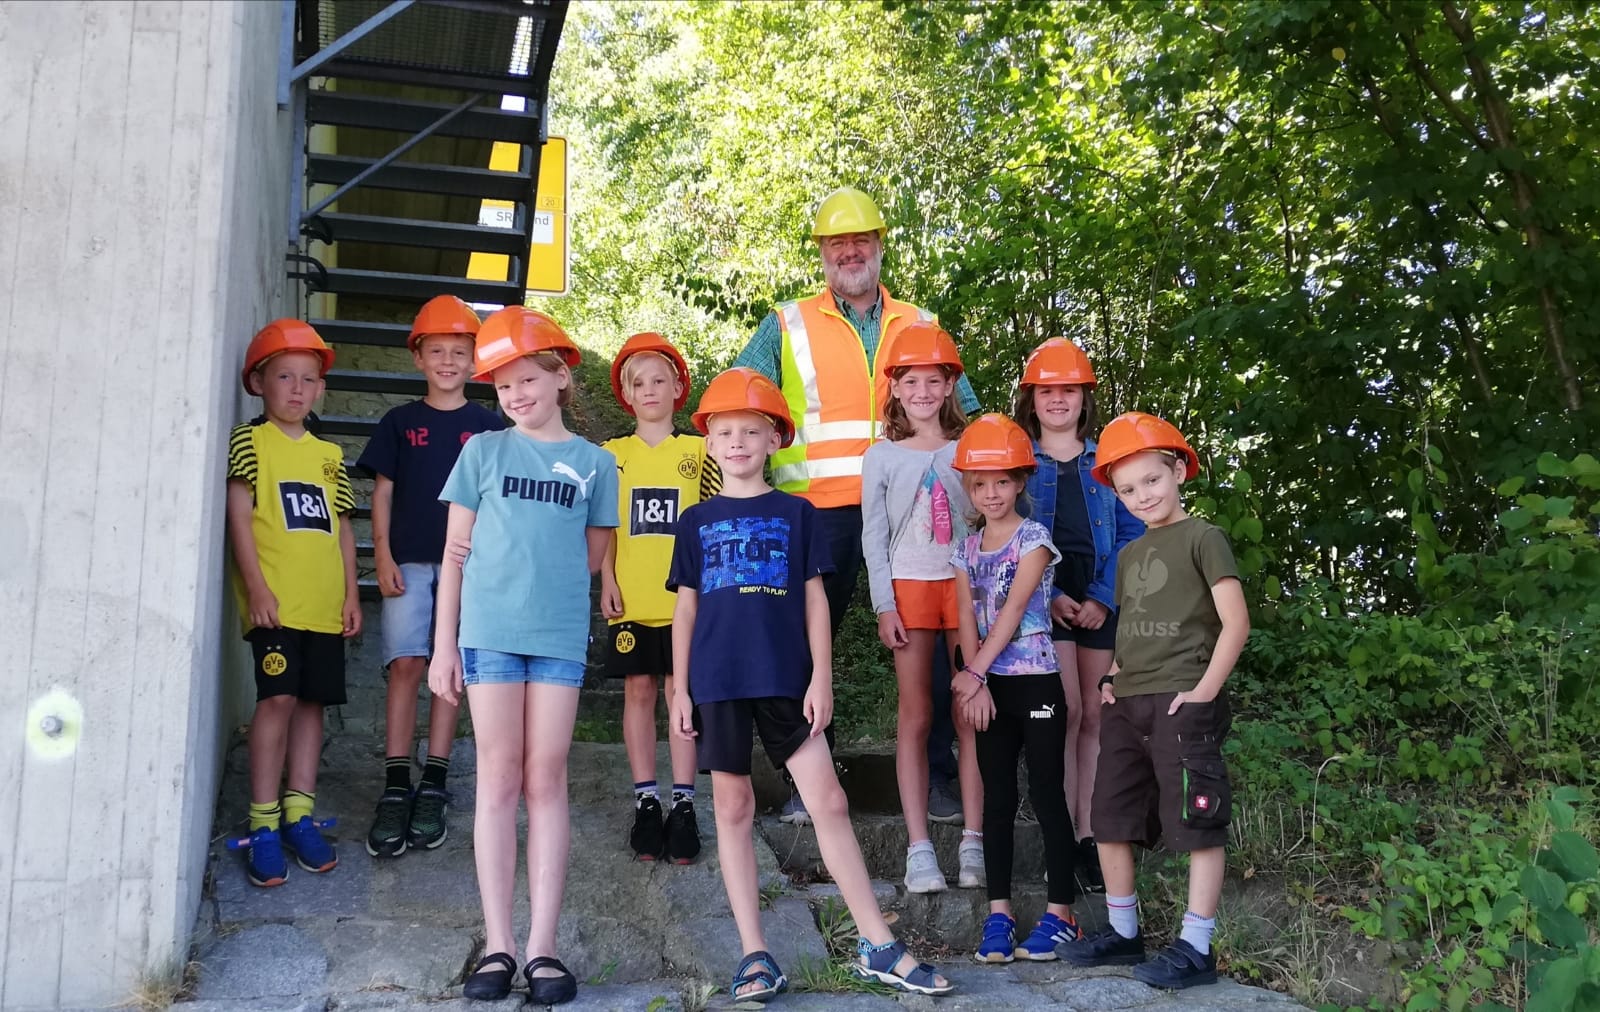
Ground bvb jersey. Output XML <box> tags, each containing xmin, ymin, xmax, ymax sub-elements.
<box><xmin>227</xmin><ymin>421</ymin><xmax>356</xmax><ymax>636</ymax></box>
<box><xmin>602</xmin><ymin>430</ymin><xmax>722</xmax><ymax>626</ymax></box>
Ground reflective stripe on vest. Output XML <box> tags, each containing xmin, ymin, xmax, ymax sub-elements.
<box><xmin>770</xmin><ymin>288</ymin><xmax>935</xmax><ymax>507</ymax></box>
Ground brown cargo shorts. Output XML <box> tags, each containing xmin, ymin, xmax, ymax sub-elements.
<box><xmin>1090</xmin><ymin>690</ymin><xmax>1232</xmax><ymax>852</ymax></box>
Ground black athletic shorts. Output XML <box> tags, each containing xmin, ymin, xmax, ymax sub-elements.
<box><xmin>246</xmin><ymin>626</ymin><xmax>347</xmax><ymax>704</ymax></box>
<box><xmin>694</xmin><ymin>697</ymin><xmax>814</xmax><ymax>775</ymax></box>
<box><xmin>604</xmin><ymin>621</ymin><xmax>673</xmax><ymax>679</ymax></box>
<box><xmin>1051</xmin><ymin>552</ymin><xmax>1118</xmax><ymax>650</ymax></box>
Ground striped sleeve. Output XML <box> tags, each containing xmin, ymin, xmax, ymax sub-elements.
<box><xmin>699</xmin><ymin>451</ymin><xmax>723</xmax><ymax>500</ymax></box>
<box><xmin>226</xmin><ymin>423</ymin><xmax>257</xmax><ymax>483</ymax></box>
<box><xmin>332</xmin><ymin>451</ymin><xmax>357</xmax><ymax>514</ymax></box>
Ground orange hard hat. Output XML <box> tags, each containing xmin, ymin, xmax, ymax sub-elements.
<box><xmin>473</xmin><ymin>306</ymin><xmax>580</xmax><ymax>380</ymax></box>
<box><xmin>880</xmin><ymin>321</ymin><xmax>965</xmax><ymax>379</ymax></box>
<box><xmin>1021</xmin><ymin>338</ymin><xmax>1097</xmax><ymax>389</ymax></box>
<box><xmin>691</xmin><ymin>367</ymin><xmax>795</xmax><ymax>448</ymax></box>
<box><xmin>610</xmin><ymin>332</ymin><xmax>692</xmax><ymax>414</ymax></box>
<box><xmin>241</xmin><ymin>319</ymin><xmax>335</xmax><ymax>393</ymax></box>
<box><xmin>1091</xmin><ymin>412</ymin><xmax>1199</xmax><ymax>486</ymax></box>
<box><xmin>409</xmin><ymin>295</ymin><xmax>481</xmax><ymax>350</ymax></box>
<box><xmin>953</xmin><ymin>413</ymin><xmax>1036</xmax><ymax>472</ymax></box>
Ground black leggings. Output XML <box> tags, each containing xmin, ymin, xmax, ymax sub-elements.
<box><xmin>975</xmin><ymin>672</ymin><xmax>1078</xmax><ymax>905</ymax></box>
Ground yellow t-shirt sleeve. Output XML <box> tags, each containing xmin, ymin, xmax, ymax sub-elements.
<box><xmin>699</xmin><ymin>449</ymin><xmax>722</xmax><ymax>500</ymax></box>
<box><xmin>333</xmin><ymin>454</ymin><xmax>356</xmax><ymax>514</ymax></box>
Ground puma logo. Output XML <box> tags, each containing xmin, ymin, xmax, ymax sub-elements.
<box><xmin>551</xmin><ymin>461</ymin><xmax>595</xmax><ymax>498</ymax></box>
<box><xmin>1029</xmin><ymin>703</ymin><xmax>1057</xmax><ymax>720</ymax></box>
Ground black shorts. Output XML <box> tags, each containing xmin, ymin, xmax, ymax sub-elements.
<box><xmin>694</xmin><ymin>697</ymin><xmax>814</xmax><ymax>775</ymax></box>
<box><xmin>247</xmin><ymin>626</ymin><xmax>347</xmax><ymax>704</ymax></box>
<box><xmin>604</xmin><ymin>621</ymin><xmax>673</xmax><ymax>679</ymax></box>
<box><xmin>1091</xmin><ymin>691</ymin><xmax>1232</xmax><ymax>852</ymax></box>
<box><xmin>1051</xmin><ymin>552</ymin><xmax>1117</xmax><ymax>651</ymax></box>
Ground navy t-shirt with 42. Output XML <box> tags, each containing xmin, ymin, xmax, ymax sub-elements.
<box><xmin>666</xmin><ymin>490</ymin><xmax>834</xmax><ymax>704</ymax></box>
<box><xmin>356</xmin><ymin>400</ymin><xmax>506</xmax><ymax>564</ymax></box>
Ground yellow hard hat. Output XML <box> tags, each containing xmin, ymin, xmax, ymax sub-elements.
<box><xmin>811</xmin><ymin>187</ymin><xmax>887</xmax><ymax>239</ymax></box>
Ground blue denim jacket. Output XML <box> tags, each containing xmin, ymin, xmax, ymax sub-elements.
<box><xmin>1021</xmin><ymin>439</ymin><xmax>1144</xmax><ymax>610</ymax></box>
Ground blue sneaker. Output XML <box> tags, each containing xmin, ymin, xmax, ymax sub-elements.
<box><xmin>1015</xmin><ymin>912</ymin><xmax>1082</xmax><ymax>960</ymax></box>
<box><xmin>244</xmin><ymin>826</ymin><xmax>288</xmax><ymax>887</ymax></box>
<box><xmin>282</xmin><ymin>815</ymin><xmax>338</xmax><ymax>873</ymax></box>
<box><xmin>974</xmin><ymin>912</ymin><xmax>1016</xmax><ymax>963</ymax></box>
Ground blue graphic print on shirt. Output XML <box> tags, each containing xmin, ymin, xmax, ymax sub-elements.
<box><xmin>700</xmin><ymin>516</ymin><xmax>791</xmax><ymax>594</ymax></box>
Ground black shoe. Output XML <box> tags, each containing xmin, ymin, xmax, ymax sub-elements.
<box><xmin>664</xmin><ymin>799</ymin><xmax>701</xmax><ymax>864</ymax></box>
<box><xmin>1075</xmin><ymin>837</ymin><xmax>1106</xmax><ymax>894</ymax></box>
<box><xmin>630</xmin><ymin>795</ymin><xmax>665</xmax><ymax>860</ymax></box>
<box><xmin>366</xmin><ymin>788</ymin><xmax>411</xmax><ymax>858</ymax></box>
<box><xmin>1132</xmin><ymin>938</ymin><xmax>1218</xmax><ymax>989</ymax></box>
<box><xmin>525</xmin><ymin>956</ymin><xmax>578</xmax><ymax>1005</ymax></box>
<box><xmin>1058</xmin><ymin>926</ymin><xmax>1146</xmax><ymax>967</ymax></box>
<box><xmin>462</xmin><ymin>951</ymin><xmax>515</xmax><ymax>1001</ymax></box>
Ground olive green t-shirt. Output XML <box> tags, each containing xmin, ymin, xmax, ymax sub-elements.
<box><xmin>1111</xmin><ymin>517</ymin><xmax>1239</xmax><ymax>696</ymax></box>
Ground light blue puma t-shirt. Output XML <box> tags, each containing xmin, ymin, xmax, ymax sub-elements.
<box><xmin>440</xmin><ymin>429</ymin><xmax>618</xmax><ymax>662</ymax></box>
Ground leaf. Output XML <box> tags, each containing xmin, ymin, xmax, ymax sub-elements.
<box><xmin>1498</xmin><ymin>508</ymin><xmax>1533</xmax><ymax>531</ymax></box>
<box><xmin>1549</xmin><ymin>832</ymin><xmax>1600</xmax><ymax>882</ymax></box>
<box><xmin>1527</xmin><ymin>956</ymin><xmax>1582</xmax><ymax>1012</ymax></box>
<box><xmin>1536</xmin><ymin>907</ymin><xmax>1589</xmax><ymax>949</ymax></box>
<box><xmin>1237</xmin><ymin>516</ymin><xmax>1264</xmax><ymax>543</ymax></box>
<box><xmin>1497</xmin><ymin>476</ymin><xmax>1527</xmax><ymax>496</ymax></box>
<box><xmin>1537</xmin><ymin>452</ymin><xmax>1569</xmax><ymax>477</ymax></box>
<box><xmin>1521</xmin><ymin>865</ymin><xmax>1568</xmax><ymax>912</ymax></box>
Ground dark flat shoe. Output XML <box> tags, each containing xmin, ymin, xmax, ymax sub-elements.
<box><xmin>463</xmin><ymin>951</ymin><xmax>516</xmax><ymax>1001</ymax></box>
<box><xmin>525</xmin><ymin>955</ymin><xmax>578</xmax><ymax>1005</ymax></box>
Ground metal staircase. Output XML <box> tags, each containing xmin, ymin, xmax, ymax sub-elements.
<box><xmin>279</xmin><ymin>0</ymin><xmax>567</xmax><ymax>596</ymax></box>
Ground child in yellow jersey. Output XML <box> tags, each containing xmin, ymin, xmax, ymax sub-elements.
<box><xmin>225</xmin><ymin>320</ymin><xmax>360</xmax><ymax>888</ymax></box>
<box><xmin>599</xmin><ymin>333</ymin><xmax>721</xmax><ymax>863</ymax></box>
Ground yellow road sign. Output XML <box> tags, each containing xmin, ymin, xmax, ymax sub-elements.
<box><xmin>468</xmin><ymin>135</ymin><xmax>568</xmax><ymax>297</ymax></box>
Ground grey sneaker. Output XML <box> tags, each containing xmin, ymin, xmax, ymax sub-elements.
<box><xmin>779</xmin><ymin>790</ymin><xmax>811</xmax><ymax>826</ymax></box>
<box><xmin>958</xmin><ymin>838</ymin><xmax>986</xmax><ymax>888</ymax></box>
<box><xmin>928</xmin><ymin>780</ymin><xmax>962</xmax><ymax>824</ymax></box>
<box><xmin>904</xmin><ymin>847</ymin><xmax>948</xmax><ymax>894</ymax></box>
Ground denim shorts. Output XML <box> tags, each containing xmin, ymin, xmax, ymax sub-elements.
<box><xmin>460</xmin><ymin>647</ymin><xmax>585</xmax><ymax>689</ymax></box>
<box><xmin>381</xmin><ymin>562</ymin><xmax>440</xmax><ymax>665</ymax></box>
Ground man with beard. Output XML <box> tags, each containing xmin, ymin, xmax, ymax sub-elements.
<box><xmin>733</xmin><ymin>187</ymin><xmax>980</xmax><ymax>825</ymax></box>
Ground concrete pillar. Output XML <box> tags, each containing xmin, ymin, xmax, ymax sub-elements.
<box><xmin>0</xmin><ymin>1</ymin><xmax>293</xmax><ymax>1005</ymax></box>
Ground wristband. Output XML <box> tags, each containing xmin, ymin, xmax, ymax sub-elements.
<box><xmin>1098</xmin><ymin>674</ymin><xmax>1115</xmax><ymax>690</ymax></box>
<box><xmin>962</xmin><ymin>666</ymin><xmax>988</xmax><ymax>687</ymax></box>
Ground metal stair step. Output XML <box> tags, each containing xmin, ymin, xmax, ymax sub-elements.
<box><xmin>308</xmin><ymin>154</ymin><xmax>533</xmax><ymax>201</ymax></box>
<box><xmin>324</xmin><ymin>368</ymin><xmax>495</xmax><ymax>398</ymax></box>
<box><xmin>316</xmin><ymin>414</ymin><xmax>381</xmax><ymax>438</ymax></box>
<box><xmin>307</xmin><ymin>92</ymin><xmax>545</xmax><ymax>145</ymax></box>
<box><xmin>310</xmin><ymin>319</ymin><xmax>416</xmax><ymax>348</ymax></box>
<box><xmin>315</xmin><ymin>212</ymin><xmax>526</xmax><ymax>254</ymax></box>
<box><xmin>318</xmin><ymin>268</ymin><xmax>523</xmax><ymax>305</ymax></box>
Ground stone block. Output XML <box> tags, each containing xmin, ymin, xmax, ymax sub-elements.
<box><xmin>192</xmin><ymin>924</ymin><xmax>327</xmax><ymax>999</ymax></box>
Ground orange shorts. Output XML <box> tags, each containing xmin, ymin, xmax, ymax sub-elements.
<box><xmin>891</xmin><ymin>578</ymin><xmax>961</xmax><ymax>631</ymax></box>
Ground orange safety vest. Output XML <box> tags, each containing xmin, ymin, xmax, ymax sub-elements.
<box><xmin>770</xmin><ymin>287</ymin><xmax>934</xmax><ymax>508</ymax></box>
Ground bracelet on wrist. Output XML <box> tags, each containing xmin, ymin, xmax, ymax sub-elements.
<box><xmin>1098</xmin><ymin>674</ymin><xmax>1115</xmax><ymax>690</ymax></box>
<box><xmin>962</xmin><ymin>666</ymin><xmax>988</xmax><ymax>687</ymax></box>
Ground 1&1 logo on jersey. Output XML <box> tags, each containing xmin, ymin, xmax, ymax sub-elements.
<box><xmin>279</xmin><ymin>481</ymin><xmax>333</xmax><ymax>533</ymax></box>
<box><xmin>629</xmin><ymin>487</ymin><xmax>680</xmax><ymax>536</ymax></box>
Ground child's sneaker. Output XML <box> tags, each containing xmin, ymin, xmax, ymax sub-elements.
<box><xmin>974</xmin><ymin>912</ymin><xmax>1016</xmax><ymax>963</ymax></box>
<box><xmin>663</xmin><ymin>798</ymin><xmax>701</xmax><ymax>864</ymax></box>
<box><xmin>630</xmin><ymin>795</ymin><xmax>665</xmax><ymax>860</ymax></box>
<box><xmin>957</xmin><ymin>837</ymin><xmax>986</xmax><ymax>888</ymax></box>
<box><xmin>282</xmin><ymin>815</ymin><xmax>338</xmax><ymax>873</ymax></box>
<box><xmin>1058</xmin><ymin>926</ymin><xmax>1146</xmax><ymax>967</ymax></box>
<box><xmin>1132</xmin><ymin>938</ymin><xmax>1218</xmax><ymax>989</ymax></box>
<box><xmin>245</xmin><ymin>826</ymin><xmax>288</xmax><ymax>887</ymax></box>
<box><xmin>903</xmin><ymin>847</ymin><xmax>948</xmax><ymax>894</ymax></box>
<box><xmin>1015</xmin><ymin>912</ymin><xmax>1081</xmax><ymax>960</ymax></box>
<box><xmin>407</xmin><ymin>785</ymin><xmax>450</xmax><ymax>850</ymax></box>
<box><xmin>365</xmin><ymin>788</ymin><xmax>411</xmax><ymax>858</ymax></box>
<box><xmin>779</xmin><ymin>789</ymin><xmax>811</xmax><ymax>826</ymax></box>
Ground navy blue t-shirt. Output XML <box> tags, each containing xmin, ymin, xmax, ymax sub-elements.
<box><xmin>666</xmin><ymin>490</ymin><xmax>834</xmax><ymax>704</ymax></box>
<box><xmin>356</xmin><ymin>400</ymin><xmax>506</xmax><ymax>564</ymax></box>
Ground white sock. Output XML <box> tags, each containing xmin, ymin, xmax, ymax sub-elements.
<box><xmin>1106</xmin><ymin>893</ymin><xmax>1139</xmax><ymax>939</ymax></box>
<box><xmin>1180</xmin><ymin>910</ymin><xmax>1215</xmax><ymax>954</ymax></box>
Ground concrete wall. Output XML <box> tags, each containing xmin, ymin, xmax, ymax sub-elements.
<box><xmin>0</xmin><ymin>2</ymin><xmax>294</xmax><ymax>1005</ymax></box>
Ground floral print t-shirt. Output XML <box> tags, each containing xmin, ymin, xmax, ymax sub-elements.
<box><xmin>952</xmin><ymin>518</ymin><xmax>1061</xmax><ymax>676</ymax></box>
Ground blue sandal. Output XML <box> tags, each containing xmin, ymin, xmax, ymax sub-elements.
<box><xmin>853</xmin><ymin>938</ymin><xmax>955</xmax><ymax>996</ymax></box>
<box><xmin>730</xmin><ymin>950</ymin><xmax>788</xmax><ymax>1003</ymax></box>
